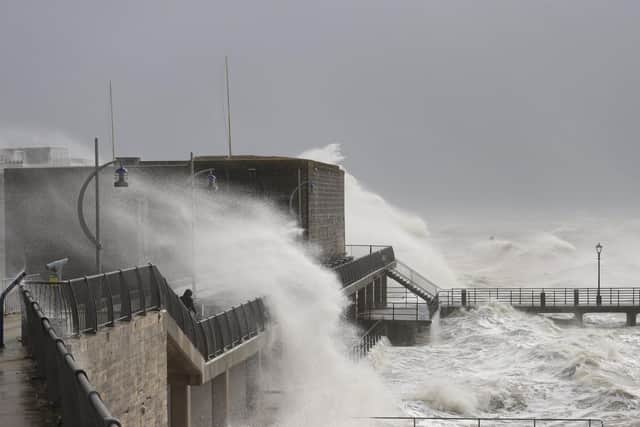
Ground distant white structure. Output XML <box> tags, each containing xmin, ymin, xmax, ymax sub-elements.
<box><xmin>0</xmin><ymin>146</ymin><xmax>90</xmax><ymax>167</ymax></box>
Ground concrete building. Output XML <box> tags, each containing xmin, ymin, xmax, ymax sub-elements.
<box><xmin>3</xmin><ymin>155</ymin><xmax>345</xmax><ymax>281</ymax></box>
<box><xmin>5</xmin><ymin>149</ymin><xmax>428</xmax><ymax>427</ymax></box>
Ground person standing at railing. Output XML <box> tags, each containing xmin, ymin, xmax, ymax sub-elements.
<box><xmin>180</xmin><ymin>289</ymin><xmax>197</xmax><ymax>317</ymax></box>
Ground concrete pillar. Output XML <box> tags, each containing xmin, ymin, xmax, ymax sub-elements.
<box><xmin>357</xmin><ymin>288</ymin><xmax>366</xmax><ymax>314</ymax></box>
<box><xmin>627</xmin><ymin>312</ymin><xmax>637</xmax><ymax>327</ymax></box>
<box><xmin>170</xmin><ymin>381</ymin><xmax>191</xmax><ymax>427</ymax></box>
<box><xmin>212</xmin><ymin>371</ymin><xmax>228</xmax><ymax>427</ymax></box>
<box><xmin>246</xmin><ymin>354</ymin><xmax>260</xmax><ymax>413</ymax></box>
<box><xmin>347</xmin><ymin>293</ymin><xmax>356</xmax><ymax>320</ymax></box>
<box><xmin>374</xmin><ymin>278</ymin><xmax>382</xmax><ymax>308</ymax></box>
<box><xmin>190</xmin><ymin>382</ymin><xmax>213</xmax><ymax>427</ymax></box>
<box><xmin>229</xmin><ymin>362</ymin><xmax>248</xmax><ymax>422</ymax></box>
<box><xmin>382</xmin><ymin>275</ymin><xmax>388</xmax><ymax>306</ymax></box>
<box><xmin>574</xmin><ymin>312</ymin><xmax>583</xmax><ymax>326</ymax></box>
<box><xmin>366</xmin><ymin>282</ymin><xmax>374</xmax><ymax>309</ymax></box>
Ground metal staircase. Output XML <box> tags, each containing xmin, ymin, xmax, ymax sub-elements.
<box><xmin>386</xmin><ymin>260</ymin><xmax>440</xmax><ymax>303</ymax></box>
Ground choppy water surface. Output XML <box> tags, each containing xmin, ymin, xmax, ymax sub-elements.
<box><xmin>372</xmin><ymin>220</ymin><xmax>640</xmax><ymax>427</ymax></box>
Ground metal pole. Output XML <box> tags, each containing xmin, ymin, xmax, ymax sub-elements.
<box><xmin>597</xmin><ymin>250</ymin><xmax>601</xmax><ymax>306</ymax></box>
<box><xmin>95</xmin><ymin>138</ymin><xmax>101</xmax><ymax>273</ymax></box>
<box><xmin>297</xmin><ymin>168</ymin><xmax>302</xmax><ymax>227</ymax></box>
<box><xmin>225</xmin><ymin>56</ymin><xmax>232</xmax><ymax>159</ymax></box>
<box><xmin>109</xmin><ymin>80</ymin><xmax>116</xmax><ymax>161</ymax></box>
<box><xmin>190</xmin><ymin>152</ymin><xmax>196</xmax><ymax>294</ymax></box>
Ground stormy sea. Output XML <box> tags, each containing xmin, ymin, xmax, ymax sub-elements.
<box><xmin>305</xmin><ymin>145</ymin><xmax>640</xmax><ymax>427</ymax></box>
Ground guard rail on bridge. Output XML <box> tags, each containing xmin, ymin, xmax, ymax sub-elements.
<box><xmin>437</xmin><ymin>287</ymin><xmax>640</xmax><ymax>308</ymax></box>
<box><xmin>366</xmin><ymin>416</ymin><xmax>604</xmax><ymax>426</ymax></box>
<box><xmin>335</xmin><ymin>245</ymin><xmax>395</xmax><ymax>288</ymax></box>
<box><xmin>357</xmin><ymin>302</ymin><xmax>430</xmax><ymax>322</ymax></box>
<box><xmin>24</xmin><ymin>264</ymin><xmax>267</xmax><ymax>362</ymax></box>
<box><xmin>350</xmin><ymin>320</ymin><xmax>386</xmax><ymax>360</ymax></box>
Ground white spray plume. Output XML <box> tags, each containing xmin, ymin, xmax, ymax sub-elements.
<box><xmin>98</xmin><ymin>177</ymin><xmax>397</xmax><ymax>426</ymax></box>
<box><xmin>300</xmin><ymin>143</ymin><xmax>457</xmax><ymax>288</ymax></box>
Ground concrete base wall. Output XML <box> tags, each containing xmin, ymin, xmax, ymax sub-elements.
<box><xmin>189</xmin><ymin>354</ymin><xmax>261</xmax><ymax>427</ymax></box>
<box><xmin>67</xmin><ymin>312</ymin><xmax>169</xmax><ymax>427</ymax></box>
<box><xmin>386</xmin><ymin>321</ymin><xmax>418</xmax><ymax>346</ymax></box>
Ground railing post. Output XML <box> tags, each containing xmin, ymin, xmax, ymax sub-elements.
<box><xmin>149</xmin><ymin>264</ymin><xmax>162</xmax><ymax>309</ymax></box>
<box><xmin>118</xmin><ymin>270</ymin><xmax>132</xmax><ymax>321</ymax></box>
<box><xmin>461</xmin><ymin>289</ymin><xmax>467</xmax><ymax>307</ymax></box>
<box><xmin>65</xmin><ymin>282</ymin><xmax>81</xmax><ymax>335</ymax></box>
<box><xmin>135</xmin><ymin>267</ymin><xmax>146</xmax><ymax>314</ymax></box>
<box><xmin>574</xmin><ymin>289</ymin><xmax>579</xmax><ymax>306</ymax></box>
<box><xmin>0</xmin><ymin>271</ymin><xmax>26</xmax><ymax>347</ymax></box>
<box><xmin>103</xmin><ymin>274</ymin><xmax>114</xmax><ymax>327</ymax></box>
<box><xmin>540</xmin><ymin>291</ymin><xmax>546</xmax><ymax>308</ymax></box>
<box><xmin>84</xmin><ymin>277</ymin><xmax>98</xmax><ymax>333</ymax></box>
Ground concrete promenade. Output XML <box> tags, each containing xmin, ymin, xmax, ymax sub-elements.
<box><xmin>0</xmin><ymin>314</ymin><xmax>56</xmax><ymax>426</ymax></box>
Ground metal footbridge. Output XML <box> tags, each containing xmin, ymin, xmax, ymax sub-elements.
<box><xmin>335</xmin><ymin>245</ymin><xmax>640</xmax><ymax>327</ymax></box>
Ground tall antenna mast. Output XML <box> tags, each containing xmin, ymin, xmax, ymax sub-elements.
<box><xmin>225</xmin><ymin>56</ymin><xmax>232</xmax><ymax>159</ymax></box>
<box><xmin>109</xmin><ymin>80</ymin><xmax>116</xmax><ymax>160</ymax></box>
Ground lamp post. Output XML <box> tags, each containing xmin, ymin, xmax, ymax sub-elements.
<box><xmin>188</xmin><ymin>155</ymin><xmax>218</xmax><ymax>294</ymax></box>
<box><xmin>596</xmin><ymin>242</ymin><xmax>603</xmax><ymax>306</ymax></box>
<box><xmin>77</xmin><ymin>138</ymin><xmax>129</xmax><ymax>273</ymax></box>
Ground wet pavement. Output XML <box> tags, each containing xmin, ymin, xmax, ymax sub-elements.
<box><xmin>0</xmin><ymin>313</ymin><xmax>58</xmax><ymax>426</ymax></box>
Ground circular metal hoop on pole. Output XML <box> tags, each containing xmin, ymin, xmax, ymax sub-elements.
<box><xmin>77</xmin><ymin>161</ymin><xmax>118</xmax><ymax>247</ymax></box>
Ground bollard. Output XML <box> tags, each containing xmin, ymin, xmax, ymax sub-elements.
<box><xmin>461</xmin><ymin>289</ymin><xmax>467</xmax><ymax>307</ymax></box>
<box><xmin>540</xmin><ymin>292</ymin><xmax>546</xmax><ymax>308</ymax></box>
<box><xmin>574</xmin><ymin>289</ymin><xmax>579</xmax><ymax>306</ymax></box>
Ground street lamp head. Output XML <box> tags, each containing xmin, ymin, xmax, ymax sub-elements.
<box><xmin>207</xmin><ymin>170</ymin><xmax>217</xmax><ymax>190</ymax></box>
<box><xmin>596</xmin><ymin>242</ymin><xmax>603</xmax><ymax>254</ymax></box>
<box><xmin>114</xmin><ymin>165</ymin><xmax>129</xmax><ymax>187</ymax></box>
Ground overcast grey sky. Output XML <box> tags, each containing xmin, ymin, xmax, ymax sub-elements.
<box><xmin>2</xmin><ymin>1</ymin><xmax>639</xmax><ymax>218</ymax></box>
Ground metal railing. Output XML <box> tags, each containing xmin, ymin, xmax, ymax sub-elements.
<box><xmin>24</xmin><ymin>264</ymin><xmax>267</xmax><ymax>362</ymax></box>
<box><xmin>335</xmin><ymin>246</ymin><xmax>395</xmax><ymax>287</ymax></box>
<box><xmin>389</xmin><ymin>260</ymin><xmax>440</xmax><ymax>298</ymax></box>
<box><xmin>437</xmin><ymin>287</ymin><xmax>640</xmax><ymax>308</ymax></box>
<box><xmin>357</xmin><ymin>302</ymin><xmax>430</xmax><ymax>322</ymax></box>
<box><xmin>345</xmin><ymin>245</ymin><xmax>393</xmax><ymax>259</ymax></box>
<box><xmin>21</xmin><ymin>283</ymin><xmax>121</xmax><ymax>427</ymax></box>
<box><xmin>351</xmin><ymin>320</ymin><xmax>386</xmax><ymax>360</ymax></box>
<box><xmin>366</xmin><ymin>416</ymin><xmax>604</xmax><ymax>426</ymax></box>
<box><xmin>387</xmin><ymin>282</ymin><xmax>421</xmax><ymax>304</ymax></box>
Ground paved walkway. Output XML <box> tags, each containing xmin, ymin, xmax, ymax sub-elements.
<box><xmin>0</xmin><ymin>314</ymin><xmax>57</xmax><ymax>426</ymax></box>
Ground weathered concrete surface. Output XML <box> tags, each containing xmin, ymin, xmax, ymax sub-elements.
<box><xmin>0</xmin><ymin>314</ymin><xmax>57</xmax><ymax>426</ymax></box>
<box><xmin>165</xmin><ymin>311</ymin><xmax>270</xmax><ymax>385</ymax></box>
<box><xmin>67</xmin><ymin>311</ymin><xmax>169</xmax><ymax>427</ymax></box>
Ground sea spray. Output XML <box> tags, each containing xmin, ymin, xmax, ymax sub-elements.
<box><xmin>300</xmin><ymin>144</ymin><xmax>457</xmax><ymax>288</ymax></box>
<box><xmin>96</xmin><ymin>177</ymin><xmax>398</xmax><ymax>426</ymax></box>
